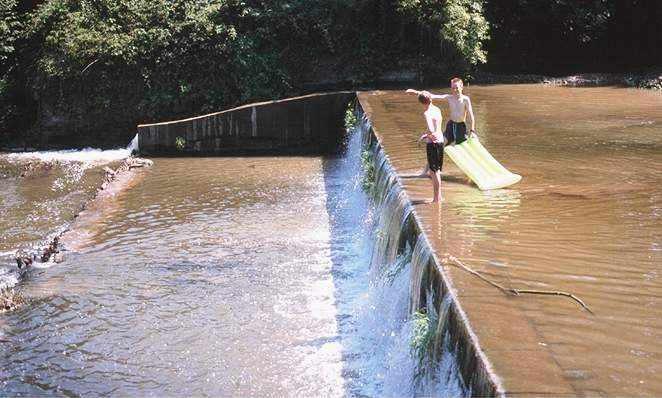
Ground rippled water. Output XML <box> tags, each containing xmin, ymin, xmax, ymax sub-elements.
<box><xmin>0</xmin><ymin>129</ymin><xmax>461</xmax><ymax>396</ymax></box>
<box><xmin>0</xmin><ymin>150</ymin><xmax>132</xmax><ymax>288</ymax></box>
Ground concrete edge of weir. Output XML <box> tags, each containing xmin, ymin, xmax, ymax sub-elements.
<box><xmin>136</xmin><ymin>91</ymin><xmax>355</xmax><ymax>156</ymax></box>
<box><xmin>357</xmin><ymin>93</ymin><xmax>506</xmax><ymax>397</ymax></box>
<box><xmin>133</xmin><ymin>89</ymin><xmax>576</xmax><ymax>396</ymax></box>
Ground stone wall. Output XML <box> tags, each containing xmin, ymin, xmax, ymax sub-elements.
<box><xmin>137</xmin><ymin>92</ymin><xmax>355</xmax><ymax>155</ymax></box>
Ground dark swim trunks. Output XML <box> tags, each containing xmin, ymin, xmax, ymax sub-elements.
<box><xmin>443</xmin><ymin>121</ymin><xmax>468</xmax><ymax>145</ymax></box>
<box><xmin>426</xmin><ymin>142</ymin><xmax>444</xmax><ymax>172</ymax></box>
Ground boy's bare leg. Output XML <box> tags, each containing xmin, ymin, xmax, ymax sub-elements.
<box><xmin>430</xmin><ymin>170</ymin><xmax>442</xmax><ymax>203</ymax></box>
<box><xmin>418</xmin><ymin>164</ymin><xmax>430</xmax><ymax>178</ymax></box>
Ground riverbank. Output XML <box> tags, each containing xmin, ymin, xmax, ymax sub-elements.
<box><xmin>473</xmin><ymin>69</ymin><xmax>662</xmax><ymax>89</ymax></box>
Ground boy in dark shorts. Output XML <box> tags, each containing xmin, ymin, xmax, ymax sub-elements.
<box><xmin>407</xmin><ymin>77</ymin><xmax>477</xmax><ymax>183</ymax></box>
<box><xmin>416</xmin><ymin>92</ymin><xmax>444</xmax><ymax>203</ymax></box>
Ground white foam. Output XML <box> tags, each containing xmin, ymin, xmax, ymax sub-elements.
<box><xmin>6</xmin><ymin>134</ymin><xmax>139</xmax><ymax>164</ymax></box>
<box><xmin>8</xmin><ymin>147</ymin><xmax>132</xmax><ymax>164</ymax></box>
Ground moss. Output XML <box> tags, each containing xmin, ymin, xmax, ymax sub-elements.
<box><xmin>175</xmin><ymin>136</ymin><xmax>186</xmax><ymax>151</ymax></box>
<box><xmin>411</xmin><ymin>290</ymin><xmax>439</xmax><ymax>382</ymax></box>
<box><xmin>344</xmin><ymin>102</ymin><xmax>358</xmax><ymax>130</ymax></box>
<box><xmin>360</xmin><ymin>149</ymin><xmax>376</xmax><ymax>195</ymax></box>
<box><xmin>382</xmin><ymin>247</ymin><xmax>412</xmax><ymax>285</ymax></box>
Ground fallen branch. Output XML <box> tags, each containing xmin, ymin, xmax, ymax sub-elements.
<box><xmin>444</xmin><ymin>254</ymin><xmax>594</xmax><ymax>314</ymax></box>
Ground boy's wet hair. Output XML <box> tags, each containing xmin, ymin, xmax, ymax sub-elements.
<box><xmin>451</xmin><ymin>77</ymin><xmax>464</xmax><ymax>87</ymax></box>
<box><xmin>418</xmin><ymin>92</ymin><xmax>431</xmax><ymax>104</ymax></box>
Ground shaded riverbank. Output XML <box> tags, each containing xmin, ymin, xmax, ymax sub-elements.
<box><xmin>474</xmin><ymin>69</ymin><xmax>662</xmax><ymax>90</ymax></box>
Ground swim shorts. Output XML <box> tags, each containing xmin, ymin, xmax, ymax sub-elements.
<box><xmin>444</xmin><ymin>121</ymin><xmax>468</xmax><ymax>145</ymax></box>
<box><xmin>426</xmin><ymin>142</ymin><xmax>444</xmax><ymax>172</ymax></box>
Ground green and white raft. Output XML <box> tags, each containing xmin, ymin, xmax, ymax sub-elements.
<box><xmin>444</xmin><ymin>135</ymin><xmax>522</xmax><ymax>190</ymax></box>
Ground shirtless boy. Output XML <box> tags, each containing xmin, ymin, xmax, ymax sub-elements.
<box><xmin>416</xmin><ymin>91</ymin><xmax>444</xmax><ymax>203</ymax></box>
<box><xmin>407</xmin><ymin>77</ymin><xmax>477</xmax><ymax>175</ymax></box>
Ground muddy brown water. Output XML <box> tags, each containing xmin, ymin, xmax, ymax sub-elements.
<box><xmin>361</xmin><ymin>85</ymin><xmax>662</xmax><ymax>396</ymax></box>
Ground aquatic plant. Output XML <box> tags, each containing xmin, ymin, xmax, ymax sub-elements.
<box><xmin>360</xmin><ymin>149</ymin><xmax>376</xmax><ymax>195</ymax></box>
<box><xmin>383</xmin><ymin>247</ymin><xmax>412</xmax><ymax>285</ymax></box>
<box><xmin>411</xmin><ymin>290</ymin><xmax>439</xmax><ymax>382</ymax></box>
<box><xmin>175</xmin><ymin>136</ymin><xmax>186</xmax><ymax>151</ymax></box>
<box><xmin>344</xmin><ymin>102</ymin><xmax>358</xmax><ymax>130</ymax></box>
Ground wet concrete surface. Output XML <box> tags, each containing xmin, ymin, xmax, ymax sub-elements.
<box><xmin>359</xmin><ymin>85</ymin><xmax>662</xmax><ymax>396</ymax></box>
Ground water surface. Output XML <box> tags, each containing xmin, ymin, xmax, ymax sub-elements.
<box><xmin>363</xmin><ymin>84</ymin><xmax>662</xmax><ymax>396</ymax></box>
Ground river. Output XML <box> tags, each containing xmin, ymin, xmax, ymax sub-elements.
<box><xmin>1</xmin><ymin>84</ymin><xmax>661</xmax><ymax>396</ymax></box>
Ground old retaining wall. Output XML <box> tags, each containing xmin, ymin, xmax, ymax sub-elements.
<box><xmin>137</xmin><ymin>92</ymin><xmax>355</xmax><ymax>155</ymax></box>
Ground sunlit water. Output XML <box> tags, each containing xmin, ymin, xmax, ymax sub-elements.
<box><xmin>0</xmin><ymin>130</ymin><xmax>459</xmax><ymax>396</ymax></box>
<box><xmin>0</xmin><ymin>144</ymin><xmax>137</xmax><ymax>288</ymax></box>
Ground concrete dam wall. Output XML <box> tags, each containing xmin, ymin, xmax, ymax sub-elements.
<box><xmin>137</xmin><ymin>92</ymin><xmax>355</xmax><ymax>155</ymax></box>
<box><xmin>356</xmin><ymin>104</ymin><xmax>502</xmax><ymax>397</ymax></box>
<box><xmin>136</xmin><ymin>91</ymin><xmax>502</xmax><ymax>396</ymax></box>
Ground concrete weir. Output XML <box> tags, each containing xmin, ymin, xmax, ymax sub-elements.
<box><xmin>137</xmin><ymin>92</ymin><xmax>354</xmax><ymax>155</ymax></box>
<box><xmin>136</xmin><ymin>91</ymin><xmax>574</xmax><ymax>396</ymax></box>
<box><xmin>358</xmin><ymin>91</ymin><xmax>578</xmax><ymax>397</ymax></box>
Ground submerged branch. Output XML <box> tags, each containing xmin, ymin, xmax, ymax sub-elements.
<box><xmin>444</xmin><ymin>254</ymin><xmax>594</xmax><ymax>314</ymax></box>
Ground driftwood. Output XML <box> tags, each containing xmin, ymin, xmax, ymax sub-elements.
<box><xmin>444</xmin><ymin>254</ymin><xmax>594</xmax><ymax>315</ymax></box>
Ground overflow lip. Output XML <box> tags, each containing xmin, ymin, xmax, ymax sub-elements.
<box><xmin>136</xmin><ymin>92</ymin><xmax>356</xmax><ymax>156</ymax></box>
<box><xmin>357</xmin><ymin>90</ymin><xmax>578</xmax><ymax>397</ymax></box>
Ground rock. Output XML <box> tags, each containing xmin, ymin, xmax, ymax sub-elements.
<box><xmin>40</xmin><ymin>236</ymin><xmax>59</xmax><ymax>262</ymax></box>
<box><xmin>127</xmin><ymin>157</ymin><xmax>153</xmax><ymax>168</ymax></box>
<box><xmin>15</xmin><ymin>252</ymin><xmax>33</xmax><ymax>269</ymax></box>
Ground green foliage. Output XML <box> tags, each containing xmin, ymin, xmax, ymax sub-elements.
<box><xmin>382</xmin><ymin>248</ymin><xmax>412</xmax><ymax>285</ymax></box>
<box><xmin>411</xmin><ymin>308</ymin><xmax>437</xmax><ymax>375</ymax></box>
<box><xmin>344</xmin><ymin>102</ymin><xmax>357</xmax><ymax>130</ymax></box>
<box><xmin>441</xmin><ymin>0</ymin><xmax>490</xmax><ymax>66</ymax></box>
<box><xmin>7</xmin><ymin>0</ymin><xmax>657</xmax><ymax>146</ymax></box>
<box><xmin>396</xmin><ymin>0</ymin><xmax>489</xmax><ymax>70</ymax></box>
<box><xmin>175</xmin><ymin>136</ymin><xmax>185</xmax><ymax>151</ymax></box>
<box><xmin>0</xmin><ymin>0</ymin><xmax>20</xmax><ymax>69</ymax></box>
<box><xmin>360</xmin><ymin>148</ymin><xmax>376</xmax><ymax>195</ymax></box>
<box><xmin>3</xmin><ymin>0</ymin><xmax>498</xmax><ymax>145</ymax></box>
<box><xmin>410</xmin><ymin>291</ymin><xmax>439</xmax><ymax>382</ymax></box>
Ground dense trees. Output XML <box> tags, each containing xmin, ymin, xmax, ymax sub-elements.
<box><xmin>485</xmin><ymin>0</ymin><xmax>662</xmax><ymax>73</ymax></box>
<box><xmin>0</xmin><ymin>0</ymin><xmax>659</xmax><ymax>147</ymax></box>
<box><xmin>1</xmin><ymin>0</ymin><xmax>491</xmax><ymax>146</ymax></box>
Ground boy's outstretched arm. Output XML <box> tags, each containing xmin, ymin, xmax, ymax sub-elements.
<box><xmin>405</xmin><ymin>89</ymin><xmax>450</xmax><ymax>101</ymax></box>
<box><xmin>466</xmin><ymin>97</ymin><xmax>476</xmax><ymax>135</ymax></box>
<box><xmin>406</xmin><ymin>89</ymin><xmax>428</xmax><ymax>95</ymax></box>
<box><xmin>428</xmin><ymin>92</ymin><xmax>451</xmax><ymax>100</ymax></box>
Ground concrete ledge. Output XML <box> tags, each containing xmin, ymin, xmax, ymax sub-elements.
<box><xmin>357</xmin><ymin>90</ymin><xmax>580</xmax><ymax>397</ymax></box>
<box><xmin>137</xmin><ymin>92</ymin><xmax>355</xmax><ymax>155</ymax></box>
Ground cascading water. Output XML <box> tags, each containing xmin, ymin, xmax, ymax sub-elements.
<box><xmin>334</xmin><ymin>110</ymin><xmax>467</xmax><ymax>397</ymax></box>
